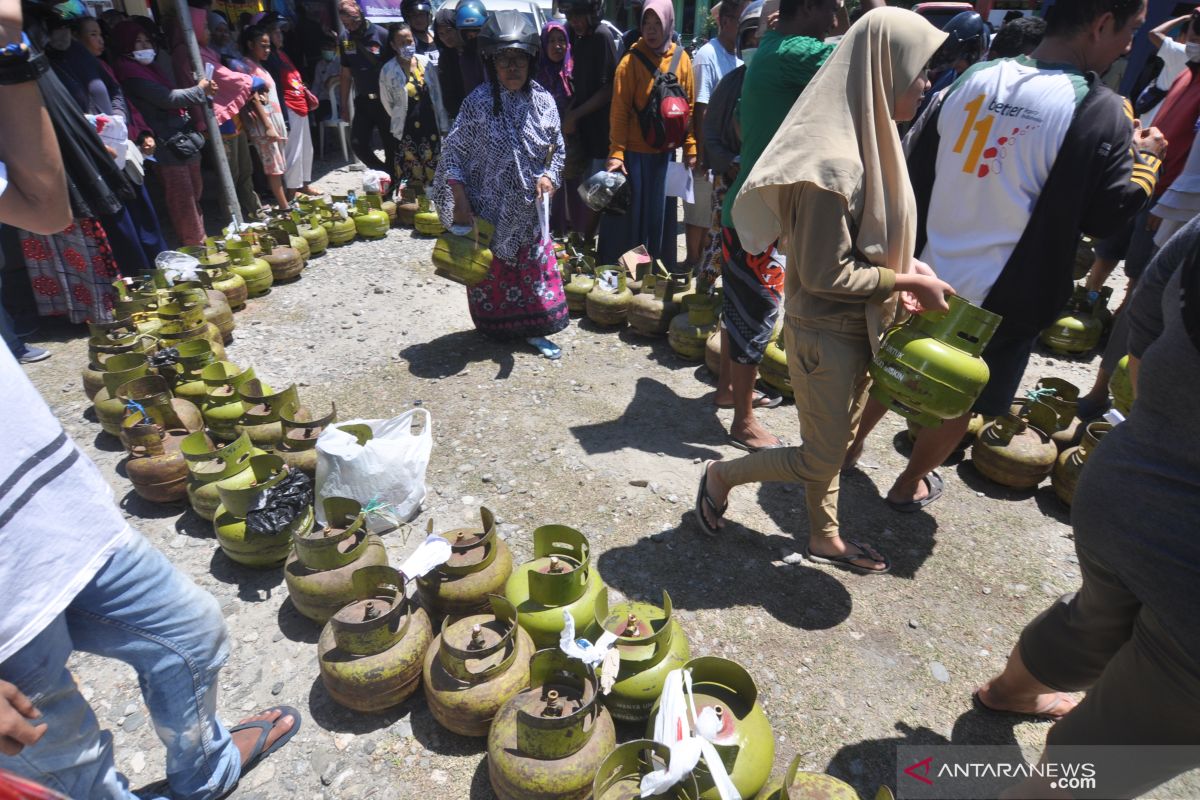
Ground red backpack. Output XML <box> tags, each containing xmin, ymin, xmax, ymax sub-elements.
<box><xmin>630</xmin><ymin>44</ymin><xmax>690</xmax><ymax>152</ymax></box>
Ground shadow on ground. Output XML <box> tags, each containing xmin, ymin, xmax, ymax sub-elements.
<box><xmin>276</xmin><ymin>597</ymin><xmax>322</xmax><ymax>644</ymax></box>
<box><xmin>955</xmin><ymin>460</ymin><xmax>1040</xmax><ymax>502</ymax></box>
<box><xmin>305</xmin><ymin>675</ymin><xmax>415</xmax><ymax>734</ymax></box>
<box><xmin>208</xmin><ymin>548</ymin><xmax>286</xmax><ymax>603</ymax></box>
<box><xmin>570</xmin><ymin>376</ymin><xmax>727</xmax><ymax>463</ymax></box>
<box><xmin>597</xmin><ymin>517</ymin><xmax>853</xmax><ymax>631</ymax></box>
<box><xmin>399</xmin><ymin>330</ymin><xmax>517</xmax><ymax>381</ymax></box>
<box><xmin>826</xmin><ymin>708</ymin><xmax>1028</xmax><ymax>798</ymax></box>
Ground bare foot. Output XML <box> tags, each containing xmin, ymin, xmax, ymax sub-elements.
<box><xmin>807</xmin><ymin>537</ymin><xmax>889</xmax><ymax>572</ymax></box>
<box><xmin>299</xmin><ymin>185</ymin><xmax>323</xmax><ymax>196</ymax></box>
<box><xmin>231</xmin><ymin>709</ymin><xmax>296</xmax><ymax>769</ymax></box>
<box><xmin>714</xmin><ymin>389</ymin><xmax>776</xmax><ymax>409</ymax></box>
<box><xmin>975</xmin><ymin>683</ymin><xmax>1078</xmax><ymax>721</ymax></box>
<box><xmin>729</xmin><ymin>416</ymin><xmax>781</xmax><ymax>449</ymax></box>
<box><xmin>700</xmin><ymin>461</ymin><xmax>730</xmax><ymax>531</ymax></box>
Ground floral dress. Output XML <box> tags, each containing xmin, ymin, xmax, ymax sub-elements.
<box><xmin>20</xmin><ymin>220</ymin><xmax>121</xmax><ymax>324</ymax></box>
<box><xmin>243</xmin><ymin>62</ymin><xmax>287</xmax><ymax>175</ymax></box>
<box><xmin>431</xmin><ymin>82</ymin><xmax>568</xmax><ymax>339</ymax></box>
<box><xmin>397</xmin><ymin>57</ymin><xmax>441</xmax><ymax>189</ymax></box>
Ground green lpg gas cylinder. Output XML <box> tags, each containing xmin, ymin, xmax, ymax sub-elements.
<box><xmin>594</xmin><ymin>590</ymin><xmax>689</xmax><ymax>723</ymax></box>
<box><xmin>413</xmin><ymin>195</ymin><xmax>445</xmax><ymax>236</ymax></box>
<box><xmin>118</xmin><ymin>377</ymin><xmax>202</xmax><ymax>504</ymax></box>
<box><xmin>226</xmin><ymin>243</ymin><xmax>274</xmax><ymax>297</ymax></box>
<box><xmin>275</xmin><ymin>402</ymin><xmax>336</xmax><ymax>478</ymax></box>
<box><xmin>1110</xmin><ymin>354</ymin><xmax>1133</xmax><ymax>414</ymax></box>
<box><xmin>431</xmin><ymin>219</ymin><xmax>495</xmax><ymax>287</ymax></box>
<box><xmin>235</xmin><ymin>381</ymin><xmax>300</xmax><ymax>450</ymax></box>
<box><xmin>1052</xmin><ymin>421</ymin><xmax>1112</xmax><ymax>507</ymax></box>
<box><xmin>417</xmin><ymin>506</ymin><xmax>513</xmax><ymax>622</ymax></box>
<box><xmin>586</xmin><ymin>270</ymin><xmax>634</xmax><ymax>328</ymax></box>
<box><xmin>318</xmin><ymin>565</ymin><xmax>433</xmax><ymax>712</ymax></box>
<box><xmin>352</xmin><ymin>197</ymin><xmax>390</xmax><ymax>239</ymax></box>
<box><xmin>629</xmin><ymin>269</ymin><xmax>682</xmax><ymax>337</ymax></box>
<box><xmin>422</xmin><ymin>595</ymin><xmax>535</xmax><ymax>737</ymax></box>
<box><xmin>180</xmin><ymin>431</ymin><xmax>266</xmax><ymax>521</ymax></box>
<box><xmin>593</xmin><ymin>740</ymin><xmax>699</xmax><ymax>800</ymax></box>
<box><xmin>93</xmin><ymin>352</ymin><xmax>151</xmax><ymax>436</ymax></box>
<box><xmin>504</xmin><ymin>525</ymin><xmax>605</xmax><ymax>649</ymax></box>
<box><xmin>971</xmin><ymin>401</ymin><xmax>1060</xmax><ymax>490</ymax></box>
<box><xmin>487</xmin><ymin>649</ymin><xmax>617</xmax><ymax>800</ymax></box>
<box><xmin>200</xmin><ymin>362</ymin><xmax>266</xmax><ymax>442</ymax></box>
<box><xmin>755</xmin><ymin>753</ymin><xmax>860</xmax><ymax>800</ymax></box>
<box><xmin>82</xmin><ymin>321</ymin><xmax>155</xmax><ymax>400</ymax></box>
<box><xmin>1040</xmin><ymin>295</ymin><xmax>1102</xmax><ymax>355</ymax></box>
<box><xmin>259</xmin><ymin>235</ymin><xmax>304</xmax><ymax>282</ymax></box>
<box><xmin>564</xmin><ymin>273</ymin><xmax>595</xmax><ymax>315</ymax></box>
<box><xmin>669</xmin><ymin>294</ymin><xmax>720</xmax><ymax>362</ymax></box>
<box><xmin>266</xmin><ymin>223</ymin><xmax>310</xmax><ymax>262</ymax></box>
<box><xmin>759</xmin><ymin>328</ymin><xmax>793</xmax><ymax>400</ymax></box>
<box><xmin>292</xmin><ymin>213</ymin><xmax>329</xmax><ymax>255</ymax></box>
<box><xmin>868</xmin><ymin>295</ymin><xmax>1001</xmax><ymax>428</ymax></box>
<box><xmin>213</xmin><ymin>455</ymin><xmax>312</xmax><ymax>568</ymax></box>
<box><xmin>646</xmin><ymin>657</ymin><xmax>775</xmax><ymax>800</ymax></box>
<box><xmin>284</xmin><ymin>497</ymin><xmax>389</xmax><ymax>624</ymax></box>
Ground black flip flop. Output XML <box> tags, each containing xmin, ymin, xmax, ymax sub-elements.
<box><xmin>693</xmin><ymin>461</ymin><xmax>727</xmax><ymax>537</ymax></box>
<box><xmin>971</xmin><ymin>690</ymin><xmax>1071</xmax><ymax>722</ymax></box>
<box><xmin>231</xmin><ymin>705</ymin><xmax>303</xmax><ymax>777</ymax></box>
<box><xmin>885</xmin><ymin>470</ymin><xmax>944</xmax><ymax>513</ymax></box>
<box><xmin>803</xmin><ymin>538</ymin><xmax>891</xmax><ymax>575</ymax></box>
<box><xmin>728</xmin><ymin>434</ymin><xmax>783</xmax><ymax>452</ymax></box>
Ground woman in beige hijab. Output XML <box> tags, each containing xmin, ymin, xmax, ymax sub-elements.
<box><xmin>694</xmin><ymin>7</ymin><xmax>954</xmax><ymax>574</ymax></box>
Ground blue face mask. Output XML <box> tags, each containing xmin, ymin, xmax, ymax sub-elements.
<box><xmin>322</xmin><ymin>50</ymin><xmax>336</xmax><ymax>61</ymax></box>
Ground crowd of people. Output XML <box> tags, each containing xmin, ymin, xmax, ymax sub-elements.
<box><xmin>2</xmin><ymin>0</ymin><xmax>1200</xmax><ymax>796</ymax></box>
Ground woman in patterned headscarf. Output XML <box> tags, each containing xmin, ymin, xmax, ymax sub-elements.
<box><xmin>430</xmin><ymin>12</ymin><xmax>568</xmax><ymax>358</ymax></box>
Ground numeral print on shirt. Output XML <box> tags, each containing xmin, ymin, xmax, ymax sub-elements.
<box><xmin>953</xmin><ymin>93</ymin><xmax>997</xmax><ymax>176</ymax></box>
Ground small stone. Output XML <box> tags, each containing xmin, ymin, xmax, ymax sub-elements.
<box><xmin>629</xmin><ymin>479</ymin><xmax>649</xmax><ymax>488</ymax></box>
<box><xmin>458</xmin><ymin>463</ymin><xmax>476</xmax><ymax>473</ymax></box>
<box><xmin>272</xmin><ymin>631</ymin><xmax>285</xmax><ymax>642</ymax></box>
<box><xmin>122</xmin><ymin>712</ymin><xmax>145</xmax><ymax>732</ymax></box>
<box><xmin>241</xmin><ymin>630</ymin><xmax>259</xmax><ymax>643</ymax></box>
<box><xmin>374</xmin><ymin>286</ymin><xmax>385</xmax><ymax>294</ymax></box>
<box><xmin>930</xmin><ymin>662</ymin><xmax>950</xmax><ymax>683</ymax></box>
<box><xmin>361</xmin><ymin>740</ymin><xmax>377</xmax><ymax>755</ymax></box>
<box><xmin>461</xmin><ymin>496</ymin><xmax>477</xmax><ymax>505</ymax></box>
<box><xmin>665</xmin><ymin>494</ymin><xmax>679</xmax><ymax>504</ymax></box>
<box><xmin>321</xmin><ymin>760</ymin><xmax>341</xmax><ymax>785</ymax></box>
<box><xmin>334</xmin><ymin>734</ymin><xmax>353</xmax><ymax>751</ymax></box>
<box><xmin>981</xmin><ymin>587</ymin><xmax>992</xmax><ymax>595</ymax></box>
<box><xmin>908</xmin><ymin>619</ymin><xmax>920</xmax><ymax>629</ymax></box>
<box><xmin>271</xmin><ymin>681</ymin><xmax>284</xmax><ymax>696</ymax></box>
<box><xmin>781</xmin><ymin>552</ymin><xmax>805</xmax><ymax>565</ymax></box>
<box><xmin>393</xmin><ymin>717</ymin><xmax>413</xmax><ymax>739</ymax></box>
<box><xmin>481</xmin><ymin>474</ymin><xmax>494</xmax><ymax>483</ymax></box>
<box><xmin>123</xmin><ymin>703</ymin><xmax>138</xmax><ymax>717</ymax></box>
<box><xmin>129</xmin><ymin>751</ymin><xmax>146</xmax><ymax>774</ymax></box>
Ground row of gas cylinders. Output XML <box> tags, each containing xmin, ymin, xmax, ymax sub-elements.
<box><xmin>903</xmin><ymin>377</ymin><xmax>1113</xmax><ymax>506</ymax></box>
<box><xmin>285</xmin><ymin>504</ymin><xmax>870</xmax><ymax>799</ymax></box>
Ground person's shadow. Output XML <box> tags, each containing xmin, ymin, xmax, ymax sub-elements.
<box><xmin>569</xmin><ymin>376</ymin><xmax>730</xmax><ymax>462</ymax></box>
<box><xmin>399</xmin><ymin>330</ymin><xmax>517</xmax><ymax>381</ymax></box>
<box><xmin>597</xmin><ymin>514</ymin><xmax>853</xmax><ymax>631</ymax></box>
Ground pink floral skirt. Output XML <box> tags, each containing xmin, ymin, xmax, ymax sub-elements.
<box><xmin>467</xmin><ymin>239</ymin><xmax>569</xmax><ymax>340</ymax></box>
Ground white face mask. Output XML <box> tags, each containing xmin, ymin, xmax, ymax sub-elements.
<box><xmin>397</xmin><ymin>43</ymin><xmax>417</xmax><ymax>59</ymax></box>
<box><xmin>740</xmin><ymin>47</ymin><xmax>756</xmax><ymax>67</ymax></box>
<box><xmin>131</xmin><ymin>49</ymin><xmax>156</xmax><ymax>65</ymax></box>
<box><xmin>1186</xmin><ymin>42</ymin><xmax>1200</xmax><ymax>62</ymax></box>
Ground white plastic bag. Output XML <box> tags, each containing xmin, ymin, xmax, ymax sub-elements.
<box><xmin>314</xmin><ymin>410</ymin><xmax>432</xmax><ymax>533</ymax></box>
<box><xmin>362</xmin><ymin>169</ymin><xmax>392</xmax><ymax>196</ymax></box>
<box><xmin>537</xmin><ymin>192</ymin><xmax>551</xmax><ymax>245</ymax></box>
<box><xmin>155</xmin><ymin>251</ymin><xmax>201</xmax><ymax>284</ymax></box>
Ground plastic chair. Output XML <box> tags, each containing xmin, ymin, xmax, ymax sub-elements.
<box><xmin>320</xmin><ymin>83</ymin><xmax>352</xmax><ymax>163</ymax></box>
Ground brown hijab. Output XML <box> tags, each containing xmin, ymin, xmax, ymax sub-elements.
<box><xmin>732</xmin><ymin>7</ymin><xmax>946</xmax><ymax>338</ymax></box>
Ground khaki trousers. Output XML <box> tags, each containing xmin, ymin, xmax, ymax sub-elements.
<box><xmin>719</xmin><ymin>314</ymin><xmax>872</xmax><ymax>539</ymax></box>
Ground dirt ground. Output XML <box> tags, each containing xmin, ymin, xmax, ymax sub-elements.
<box><xmin>19</xmin><ymin>155</ymin><xmax>1191</xmax><ymax>800</ymax></box>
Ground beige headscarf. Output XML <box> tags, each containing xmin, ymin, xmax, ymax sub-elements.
<box><xmin>731</xmin><ymin>7</ymin><xmax>946</xmax><ymax>333</ymax></box>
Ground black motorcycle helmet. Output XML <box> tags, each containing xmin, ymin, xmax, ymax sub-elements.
<box><xmin>579</xmin><ymin>170</ymin><xmax>631</xmax><ymax>216</ymax></box>
<box><xmin>931</xmin><ymin>11</ymin><xmax>987</xmax><ymax>73</ymax></box>
<box><xmin>478</xmin><ymin>9</ymin><xmax>540</xmax><ymax>59</ymax></box>
<box><xmin>401</xmin><ymin>0</ymin><xmax>432</xmax><ymax>17</ymax></box>
<box><xmin>561</xmin><ymin>0</ymin><xmax>604</xmax><ymax>20</ymax></box>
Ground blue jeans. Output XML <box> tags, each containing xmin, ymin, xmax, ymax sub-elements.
<box><xmin>597</xmin><ymin>150</ymin><xmax>671</xmax><ymax>267</ymax></box>
<box><xmin>0</xmin><ymin>533</ymin><xmax>239</xmax><ymax>800</ymax></box>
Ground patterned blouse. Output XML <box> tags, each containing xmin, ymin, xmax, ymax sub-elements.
<box><xmin>431</xmin><ymin>81</ymin><xmax>565</xmax><ymax>263</ymax></box>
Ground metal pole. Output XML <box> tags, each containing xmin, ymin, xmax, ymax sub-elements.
<box><xmin>173</xmin><ymin>0</ymin><xmax>244</xmax><ymax>227</ymax></box>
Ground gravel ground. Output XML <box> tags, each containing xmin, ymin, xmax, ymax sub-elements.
<box><xmin>19</xmin><ymin>156</ymin><xmax>1192</xmax><ymax>800</ymax></box>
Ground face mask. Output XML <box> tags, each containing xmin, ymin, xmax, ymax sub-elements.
<box><xmin>740</xmin><ymin>47</ymin><xmax>756</xmax><ymax>67</ymax></box>
<box><xmin>132</xmin><ymin>49</ymin><xmax>156</xmax><ymax>65</ymax></box>
<box><xmin>1187</xmin><ymin>42</ymin><xmax>1200</xmax><ymax>62</ymax></box>
<box><xmin>398</xmin><ymin>43</ymin><xmax>417</xmax><ymax>59</ymax></box>
<box><xmin>322</xmin><ymin>50</ymin><xmax>337</xmax><ymax>61</ymax></box>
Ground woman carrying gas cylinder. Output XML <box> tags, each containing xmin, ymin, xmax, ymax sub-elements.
<box><xmin>694</xmin><ymin>8</ymin><xmax>955</xmax><ymax>574</ymax></box>
<box><xmin>429</xmin><ymin>11</ymin><xmax>569</xmax><ymax>359</ymax></box>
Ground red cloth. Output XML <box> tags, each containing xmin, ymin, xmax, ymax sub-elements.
<box><xmin>1153</xmin><ymin>64</ymin><xmax>1200</xmax><ymax>195</ymax></box>
<box><xmin>276</xmin><ymin>50</ymin><xmax>310</xmax><ymax>117</ymax></box>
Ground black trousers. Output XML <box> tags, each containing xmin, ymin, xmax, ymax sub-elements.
<box><xmin>351</xmin><ymin>95</ymin><xmax>396</xmax><ymax>181</ymax></box>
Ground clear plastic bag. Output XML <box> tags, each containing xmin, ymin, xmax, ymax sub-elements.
<box><xmin>154</xmin><ymin>251</ymin><xmax>202</xmax><ymax>284</ymax></box>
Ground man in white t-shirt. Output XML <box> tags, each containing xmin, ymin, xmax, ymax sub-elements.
<box><xmin>682</xmin><ymin>0</ymin><xmax>744</xmax><ymax>272</ymax></box>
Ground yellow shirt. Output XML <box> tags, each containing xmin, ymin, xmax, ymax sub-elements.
<box><xmin>608</xmin><ymin>40</ymin><xmax>697</xmax><ymax>161</ymax></box>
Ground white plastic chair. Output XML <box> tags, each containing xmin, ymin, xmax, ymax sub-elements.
<box><xmin>320</xmin><ymin>81</ymin><xmax>353</xmax><ymax>163</ymax></box>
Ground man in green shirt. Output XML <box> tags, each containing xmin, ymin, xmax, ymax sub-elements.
<box><xmin>713</xmin><ymin>0</ymin><xmax>842</xmax><ymax>452</ymax></box>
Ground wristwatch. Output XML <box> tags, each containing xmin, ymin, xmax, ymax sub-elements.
<box><xmin>0</xmin><ymin>35</ymin><xmax>50</xmax><ymax>86</ymax></box>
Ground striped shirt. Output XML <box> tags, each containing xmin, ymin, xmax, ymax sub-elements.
<box><xmin>0</xmin><ymin>347</ymin><xmax>131</xmax><ymax>663</ymax></box>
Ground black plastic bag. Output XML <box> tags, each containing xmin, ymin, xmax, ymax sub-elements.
<box><xmin>148</xmin><ymin>347</ymin><xmax>181</xmax><ymax>370</ymax></box>
<box><xmin>246</xmin><ymin>469</ymin><xmax>313</xmax><ymax>537</ymax></box>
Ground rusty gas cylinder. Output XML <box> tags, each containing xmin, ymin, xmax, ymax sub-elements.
<box><xmin>235</xmin><ymin>380</ymin><xmax>301</xmax><ymax>450</ymax></box>
<box><xmin>756</xmin><ymin>753</ymin><xmax>860</xmax><ymax>800</ymax></box>
<box><xmin>422</xmin><ymin>595</ymin><xmax>535</xmax><ymax>736</ymax></box>
<box><xmin>487</xmin><ymin>649</ymin><xmax>617</xmax><ymax>800</ymax></box>
<box><xmin>118</xmin><ymin>377</ymin><xmax>202</xmax><ymax>503</ymax></box>
<box><xmin>593</xmin><ymin>590</ymin><xmax>690</xmax><ymax>723</ymax></box>
<box><xmin>972</xmin><ymin>401</ymin><xmax>1060</xmax><ymax>490</ymax></box>
<box><xmin>275</xmin><ymin>402</ymin><xmax>336</xmax><ymax>478</ymax></box>
<box><xmin>284</xmin><ymin>497</ymin><xmax>390</xmax><ymax>624</ymax></box>
<box><xmin>417</xmin><ymin>506</ymin><xmax>514</xmax><ymax>622</ymax></box>
<box><xmin>318</xmin><ymin>566</ymin><xmax>433</xmax><ymax>712</ymax></box>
